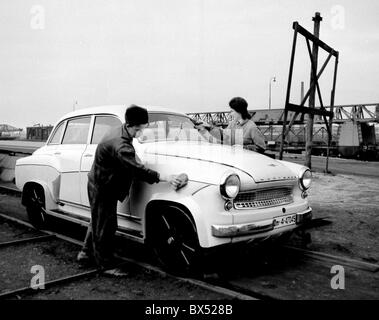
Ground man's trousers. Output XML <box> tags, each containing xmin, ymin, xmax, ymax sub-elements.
<box><xmin>82</xmin><ymin>180</ymin><xmax>118</xmax><ymax>268</ymax></box>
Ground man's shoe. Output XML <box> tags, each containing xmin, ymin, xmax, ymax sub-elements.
<box><xmin>103</xmin><ymin>267</ymin><xmax>129</xmax><ymax>277</ymax></box>
<box><xmin>77</xmin><ymin>250</ymin><xmax>92</xmax><ymax>263</ymax></box>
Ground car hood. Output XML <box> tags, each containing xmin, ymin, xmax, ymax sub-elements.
<box><xmin>142</xmin><ymin>141</ymin><xmax>297</xmax><ymax>183</ymax></box>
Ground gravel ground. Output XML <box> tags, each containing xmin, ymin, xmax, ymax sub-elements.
<box><xmin>0</xmin><ymin>217</ymin><xmax>44</xmax><ymax>243</ymax></box>
<box><xmin>304</xmin><ymin>172</ymin><xmax>379</xmax><ymax>263</ymax></box>
<box><xmin>15</xmin><ymin>267</ymin><xmax>229</xmax><ymax>300</ymax></box>
<box><xmin>0</xmin><ymin>216</ymin><xmax>230</xmax><ymax>300</ymax></box>
<box><xmin>0</xmin><ymin>238</ymin><xmax>86</xmax><ymax>293</ymax></box>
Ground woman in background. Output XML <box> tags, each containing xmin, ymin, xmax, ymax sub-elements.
<box><xmin>225</xmin><ymin>97</ymin><xmax>266</xmax><ymax>153</ymax></box>
<box><xmin>196</xmin><ymin>97</ymin><xmax>266</xmax><ymax>153</ymax></box>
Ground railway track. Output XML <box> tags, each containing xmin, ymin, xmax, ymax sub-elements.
<box><xmin>0</xmin><ymin>188</ymin><xmax>378</xmax><ymax>300</ymax></box>
<box><xmin>0</xmin><ymin>212</ymin><xmax>258</xmax><ymax>300</ymax></box>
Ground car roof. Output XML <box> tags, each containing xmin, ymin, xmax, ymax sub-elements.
<box><xmin>56</xmin><ymin>105</ymin><xmax>189</xmax><ymax>124</ymax></box>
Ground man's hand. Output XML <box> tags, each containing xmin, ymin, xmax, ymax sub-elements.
<box><xmin>160</xmin><ymin>173</ymin><xmax>189</xmax><ymax>190</ymax></box>
<box><xmin>169</xmin><ymin>175</ymin><xmax>184</xmax><ymax>189</ymax></box>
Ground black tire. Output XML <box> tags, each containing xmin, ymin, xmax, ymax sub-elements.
<box><xmin>148</xmin><ymin>206</ymin><xmax>202</xmax><ymax>275</ymax></box>
<box><xmin>25</xmin><ymin>185</ymin><xmax>47</xmax><ymax>229</ymax></box>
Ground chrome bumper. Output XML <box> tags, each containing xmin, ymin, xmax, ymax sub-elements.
<box><xmin>212</xmin><ymin>207</ymin><xmax>312</xmax><ymax>238</ymax></box>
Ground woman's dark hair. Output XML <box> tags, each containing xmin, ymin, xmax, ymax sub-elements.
<box><xmin>229</xmin><ymin>97</ymin><xmax>251</xmax><ymax>120</ymax></box>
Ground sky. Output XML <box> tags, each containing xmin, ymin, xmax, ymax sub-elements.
<box><xmin>0</xmin><ymin>0</ymin><xmax>378</xmax><ymax>129</ymax></box>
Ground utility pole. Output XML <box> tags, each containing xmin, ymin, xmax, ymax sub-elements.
<box><xmin>301</xmin><ymin>81</ymin><xmax>305</xmax><ymax>142</ymax></box>
<box><xmin>305</xmin><ymin>12</ymin><xmax>322</xmax><ymax>169</ymax></box>
<box><xmin>300</xmin><ymin>81</ymin><xmax>304</xmax><ymax>103</ymax></box>
<box><xmin>269</xmin><ymin>76</ymin><xmax>276</xmax><ymax>110</ymax></box>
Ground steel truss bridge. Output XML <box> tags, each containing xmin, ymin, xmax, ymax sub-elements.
<box><xmin>187</xmin><ymin>104</ymin><xmax>379</xmax><ymax>155</ymax></box>
<box><xmin>187</xmin><ymin>103</ymin><xmax>379</xmax><ymax>126</ymax></box>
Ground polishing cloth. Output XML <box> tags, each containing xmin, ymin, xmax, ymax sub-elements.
<box><xmin>175</xmin><ymin>173</ymin><xmax>188</xmax><ymax>190</ymax></box>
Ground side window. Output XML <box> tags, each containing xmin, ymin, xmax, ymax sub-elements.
<box><xmin>49</xmin><ymin>121</ymin><xmax>65</xmax><ymax>144</ymax></box>
<box><xmin>62</xmin><ymin>117</ymin><xmax>91</xmax><ymax>144</ymax></box>
<box><xmin>91</xmin><ymin>116</ymin><xmax>122</xmax><ymax>144</ymax></box>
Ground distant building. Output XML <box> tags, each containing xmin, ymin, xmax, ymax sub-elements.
<box><xmin>0</xmin><ymin>124</ymin><xmax>23</xmax><ymax>140</ymax></box>
<box><xmin>26</xmin><ymin>125</ymin><xmax>53</xmax><ymax>141</ymax></box>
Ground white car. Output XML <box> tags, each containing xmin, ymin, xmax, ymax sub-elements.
<box><xmin>15</xmin><ymin>105</ymin><xmax>312</xmax><ymax>272</ymax></box>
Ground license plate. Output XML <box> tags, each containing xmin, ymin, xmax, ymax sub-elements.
<box><xmin>273</xmin><ymin>214</ymin><xmax>297</xmax><ymax>229</ymax></box>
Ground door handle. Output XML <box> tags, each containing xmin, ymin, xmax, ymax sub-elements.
<box><xmin>54</xmin><ymin>152</ymin><xmax>61</xmax><ymax>155</ymax></box>
<box><xmin>83</xmin><ymin>154</ymin><xmax>93</xmax><ymax>157</ymax></box>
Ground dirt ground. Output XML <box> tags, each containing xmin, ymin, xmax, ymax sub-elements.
<box><xmin>305</xmin><ymin>172</ymin><xmax>379</xmax><ymax>263</ymax></box>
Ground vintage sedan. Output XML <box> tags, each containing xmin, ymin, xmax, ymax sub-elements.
<box><xmin>15</xmin><ymin>105</ymin><xmax>312</xmax><ymax>272</ymax></box>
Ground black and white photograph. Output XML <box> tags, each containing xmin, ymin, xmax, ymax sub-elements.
<box><xmin>0</xmin><ymin>0</ymin><xmax>378</xmax><ymax>309</ymax></box>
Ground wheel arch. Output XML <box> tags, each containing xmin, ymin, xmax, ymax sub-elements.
<box><xmin>22</xmin><ymin>180</ymin><xmax>56</xmax><ymax>210</ymax></box>
<box><xmin>145</xmin><ymin>199</ymin><xmax>195</xmax><ymax>228</ymax></box>
<box><xmin>144</xmin><ymin>195</ymin><xmax>216</xmax><ymax>249</ymax></box>
<box><xmin>145</xmin><ymin>200</ymin><xmax>198</xmax><ymax>243</ymax></box>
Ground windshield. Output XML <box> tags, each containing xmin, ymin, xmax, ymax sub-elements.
<box><xmin>138</xmin><ymin>113</ymin><xmax>204</xmax><ymax>143</ymax></box>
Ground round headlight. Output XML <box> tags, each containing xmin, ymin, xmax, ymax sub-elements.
<box><xmin>220</xmin><ymin>173</ymin><xmax>240</xmax><ymax>199</ymax></box>
<box><xmin>299</xmin><ymin>169</ymin><xmax>312</xmax><ymax>190</ymax></box>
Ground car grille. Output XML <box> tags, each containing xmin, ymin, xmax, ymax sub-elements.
<box><xmin>234</xmin><ymin>187</ymin><xmax>293</xmax><ymax>209</ymax></box>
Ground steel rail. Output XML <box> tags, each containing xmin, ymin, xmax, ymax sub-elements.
<box><xmin>0</xmin><ymin>234</ymin><xmax>55</xmax><ymax>248</ymax></box>
<box><xmin>282</xmin><ymin>245</ymin><xmax>379</xmax><ymax>273</ymax></box>
<box><xmin>0</xmin><ymin>184</ymin><xmax>22</xmax><ymax>196</ymax></box>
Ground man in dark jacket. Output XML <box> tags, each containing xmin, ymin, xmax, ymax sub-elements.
<box><xmin>77</xmin><ymin>105</ymin><xmax>184</xmax><ymax>271</ymax></box>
